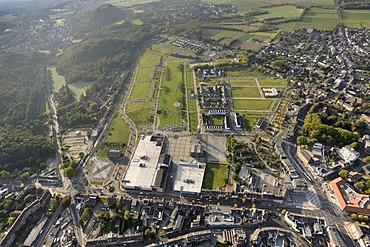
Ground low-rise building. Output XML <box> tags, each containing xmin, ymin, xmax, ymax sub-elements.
<box><xmin>337</xmin><ymin>145</ymin><xmax>360</xmax><ymax>164</ymax></box>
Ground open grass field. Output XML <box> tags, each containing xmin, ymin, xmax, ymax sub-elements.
<box><xmin>233</xmin><ymin>99</ymin><xmax>275</xmax><ymax>111</ymax></box>
<box><xmin>50</xmin><ymin>67</ymin><xmax>92</xmax><ymax>98</ymax></box>
<box><xmin>139</xmin><ymin>52</ymin><xmax>161</xmax><ymax>66</ymax></box>
<box><xmin>226</xmin><ymin>69</ymin><xmax>263</xmax><ymax>77</ymax></box>
<box><xmin>229</xmin><ymin>78</ymin><xmax>257</xmax><ymax>86</ymax></box>
<box><xmin>342</xmin><ymin>10</ymin><xmax>370</xmax><ymax>29</ymax></box>
<box><xmin>202</xmin><ymin>163</ymin><xmax>229</xmax><ymax>190</ymax></box>
<box><xmin>255</xmin><ymin>6</ymin><xmax>303</xmax><ymax>20</ymax></box>
<box><xmin>241</xmin><ymin>113</ymin><xmax>266</xmax><ymax>131</ymax></box>
<box><xmin>126</xmin><ymin>101</ymin><xmax>154</xmax><ymax>126</ymax></box>
<box><xmin>186</xmin><ymin>69</ymin><xmax>198</xmax><ymax>133</ymax></box>
<box><xmin>136</xmin><ymin>67</ymin><xmax>154</xmax><ymax>81</ymax></box>
<box><xmin>157</xmin><ymin>62</ymin><xmax>185</xmax><ymax>126</ymax></box>
<box><xmin>115</xmin><ymin>20</ymin><xmax>125</xmax><ymax>25</ymax></box>
<box><xmin>129</xmin><ymin>82</ymin><xmax>153</xmax><ymax>99</ymax></box>
<box><xmin>258</xmin><ymin>78</ymin><xmax>287</xmax><ymax>87</ymax></box>
<box><xmin>211</xmin><ymin>30</ymin><xmax>239</xmax><ymax>41</ymax></box>
<box><xmin>232</xmin><ymin>87</ymin><xmax>261</xmax><ymax>98</ymax></box>
<box><xmin>54</xmin><ymin>19</ymin><xmax>65</xmax><ymax>27</ymax></box>
<box><xmin>105</xmin><ymin>114</ymin><xmax>130</xmax><ymax>145</ymax></box>
<box><xmin>104</xmin><ymin>0</ymin><xmax>159</xmax><ymax>7</ymax></box>
<box><xmin>50</xmin><ymin>67</ymin><xmax>67</xmax><ymax>92</ymax></box>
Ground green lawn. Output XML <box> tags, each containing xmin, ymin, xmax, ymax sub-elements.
<box><xmin>233</xmin><ymin>99</ymin><xmax>275</xmax><ymax>111</ymax></box>
<box><xmin>130</xmin><ymin>82</ymin><xmax>153</xmax><ymax>99</ymax></box>
<box><xmin>258</xmin><ymin>78</ymin><xmax>287</xmax><ymax>87</ymax></box>
<box><xmin>51</xmin><ymin>67</ymin><xmax>91</xmax><ymax>99</ymax></box>
<box><xmin>54</xmin><ymin>19</ymin><xmax>65</xmax><ymax>27</ymax></box>
<box><xmin>241</xmin><ymin>113</ymin><xmax>266</xmax><ymax>131</ymax></box>
<box><xmin>105</xmin><ymin>115</ymin><xmax>130</xmax><ymax>145</ymax></box>
<box><xmin>211</xmin><ymin>30</ymin><xmax>239</xmax><ymax>41</ymax></box>
<box><xmin>69</xmin><ymin>81</ymin><xmax>93</xmax><ymax>99</ymax></box>
<box><xmin>226</xmin><ymin>69</ymin><xmax>263</xmax><ymax>77</ymax></box>
<box><xmin>255</xmin><ymin>6</ymin><xmax>303</xmax><ymax>20</ymax></box>
<box><xmin>136</xmin><ymin>67</ymin><xmax>154</xmax><ymax>81</ymax></box>
<box><xmin>229</xmin><ymin>79</ymin><xmax>257</xmax><ymax>86</ymax></box>
<box><xmin>157</xmin><ymin>62</ymin><xmax>185</xmax><ymax>126</ymax></box>
<box><xmin>50</xmin><ymin>67</ymin><xmax>67</xmax><ymax>92</ymax></box>
<box><xmin>202</xmin><ymin>163</ymin><xmax>229</xmax><ymax>190</ymax></box>
<box><xmin>209</xmin><ymin>116</ymin><xmax>224</xmax><ymax>126</ymax></box>
<box><xmin>139</xmin><ymin>53</ymin><xmax>161</xmax><ymax>66</ymax></box>
<box><xmin>342</xmin><ymin>10</ymin><xmax>370</xmax><ymax>29</ymax></box>
<box><xmin>126</xmin><ymin>101</ymin><xmax>154</xmax><ymax>126</ymax></box>
<box><xmin>201</xmin><ymin>0</ymin><xmax>263</xmax><ymax>11</ymax></box>
<box><xmin>232</xmin><ymin>87</ymin><xmax>261</xmax><ymax>98</ymax></box>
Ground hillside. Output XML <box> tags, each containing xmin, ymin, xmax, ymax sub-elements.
<box><xmin>0</xmin><ymin>52</ymin><xmax>54</xmax><ymax>174</ymax></box>
<box><xmin>68</xmin><ymin>4</ymin><xmax>132</xmax><ymax>34</ymax></box>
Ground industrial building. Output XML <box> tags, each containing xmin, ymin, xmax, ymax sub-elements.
<box><xmin>122</xmin><ymin>134</ymin><xmax>170</xmax><ymax>191</ymax></box>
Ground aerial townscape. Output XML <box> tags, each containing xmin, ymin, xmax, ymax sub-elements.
<box><xmin>0</xmin><ymin>0</ymin><xmax>370</xmax><ymax>246</ymax></box>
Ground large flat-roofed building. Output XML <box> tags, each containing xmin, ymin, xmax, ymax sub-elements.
<box><xmin>174</xmin><ymin>162</ymin><xmax>206</xmax><ymax>194</ymax></box>
<box><xmin>122</xmin><ymin>134</ymin><xmax>168</xmax><ymax>191</ymax></box>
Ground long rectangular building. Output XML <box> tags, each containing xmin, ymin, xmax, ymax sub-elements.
<box><xmin>122</xmin><ymin>134</ymin><xmax>168</xmax><ymax>191</ymax></box>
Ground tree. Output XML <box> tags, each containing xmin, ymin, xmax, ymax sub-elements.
<box><xmin>61</xmin><ymin>196</ymin><xmax>71</xmax><ymax>208</ymax></box>
<box><xmin>19</xmin><ymin>172</ymin><xmax>30</xmax><ymax>180</ymax></box>
<box><xmin>242</xmin><ymin>198</ymin><xmax>247</xmax><ymax>203</ymax></box>
<box><xmin>351</xmin><ymin>213</ymin><xmax>358</xmax><ymax>220</ymax></box>
<box><xmin>7</xmin><ymin>217</ymin><xmax>15</xmax><ymax>226</ymax></box>
<box><xmin>234</xmin><ymin>203</ymin><xmax>238</xmax><ymax>209</ymax></box>
<box><xmin>89</xmin><ymin>102</ymin><xmax>98</xmax><ymax>111</ymax></box>
<box><xmin>65</xmin><ymin>167</ymin><xmax>74</xmax><ymax>178</ymax></box>
<box><xmin>297</xmin><ymin>136</ymin><xmax>307</xmax><ymax>146</ymax></box>
<box><xmin>124</xmin><ymin>210</ymin><xmax>130</xmax><ymax>221</ymax></box>
<box><xmin>355</xmin><ymin>181</ymin><xmax>366</xmax><ymax>191</ymax></box>
<box><xmin>281</xmin><ymin>209</ymin><xmax>287</xmax><ymax>215</ymax></box>
<box><xmin>364</xmin><ymin>156</ymin><xmax>370</xmax><ymax>164</ymax></box>
<box><xmin>252</xmin><ymin>203</ymin><xmax>256</xmax><ymax>208</ymax></box>
<box><xmin>338</xmin><ymin>169</ymin><xmax>349</xmax><ymax>180</ymax></box>
<box><xmin>144</xmin><ymin>229</ymin><xmax>151</xmax><ymax>239</ymax></box>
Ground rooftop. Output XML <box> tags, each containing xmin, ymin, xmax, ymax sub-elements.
<box><xmin>330</xmin><ymin>177</ymin><xmax>370</xmax><ymax>214</ymax></box>
<box><xmin>174</xmin><ymin>162</ymin><xmax>206</xmax><ymax>194</ymax></box>
<box><xmin>122</xmin><ymin>135</ymin><xmax>165</xmax><ymax>190</ymax></box>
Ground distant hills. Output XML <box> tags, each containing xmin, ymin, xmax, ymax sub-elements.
<box><xmin>69</xmin><ymin>4</ymin><xmax>132</xmax><ymax>34</ymax></box>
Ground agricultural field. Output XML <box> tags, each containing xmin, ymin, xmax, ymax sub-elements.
<box><xmin>202</xmin><ymin>163</ymin><xmax>229</xmax><ymax>190</ymax></box>
<box><xmin>233</xmin><ymin>99</ymin><xmax>275</xmax><ymax>111</ymax></box>
<box><xmin>255</xmin><ymin>5</ymin><xmax>303</xmax><ymax>20</ymax></box>
<box><xmin>129</xmin><ymin>82</ymin><xmax>153</xmax><ymax>99</ymax></box>
<box><xmin>126</xmin><ymin>101</ymin><xmax>154</xmax><ymax>127</ymax></box>
<box><xmin>157</xmin><ymin>61</ymin><xmax>186</xmax><ymax>126</ymax></box>
<box><xmin>278</xmin><ymin>8</ymin><xmax>338</xmax><ymax>31</ymax></box>
<box><xmin>258</xmin><ymin>78</ymin><xmax>287</xmax><ymax>87</ymax></box>
<box><xmin>231</xmin><ymin>87</ymin><xmax>261</xmax><ymax>98</ymax></box>
<box><xmin>211</xmin><ymin>30</ymin><xmax>239</xmax><ymax>41</ymax></box>
<box><xmin>342</xmin><ymin>10</ymin><xmax>370</xmax><ymax>29</ymax></box>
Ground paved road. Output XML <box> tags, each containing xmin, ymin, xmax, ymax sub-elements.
<box><xmin>34</xmin><ymin>205</ymin><xmax>63</xmax><ymax>247</ymax></box>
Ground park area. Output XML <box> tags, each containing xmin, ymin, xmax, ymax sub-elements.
<box><xmin>232</xmin><ymin>87</ymin><xmax>261</xmax><ymax>98</ymax></box>
<box><xmin>126</xmin><ymin>101</ymin><xmax>154</xmax><ymax>127</ymax></box>
<box><xmin>157</xmin><ymin>61</ymin><xmax>186</xmax><ymax>126</ymax></box>
<box><xmin>202</xmin><ymin>163</ymin><xmax>229</xmax><ymax>190</ymax></box>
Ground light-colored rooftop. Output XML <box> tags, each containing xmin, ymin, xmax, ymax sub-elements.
<box><xmin>174</xmin><ymin>162</ymin><xmax>206</xmax><ymax>194</ymax></box>
<box><xmin>122</xmin><ymin>135</ymin><xmax>164</xmax><ymax>190</ymax></box>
